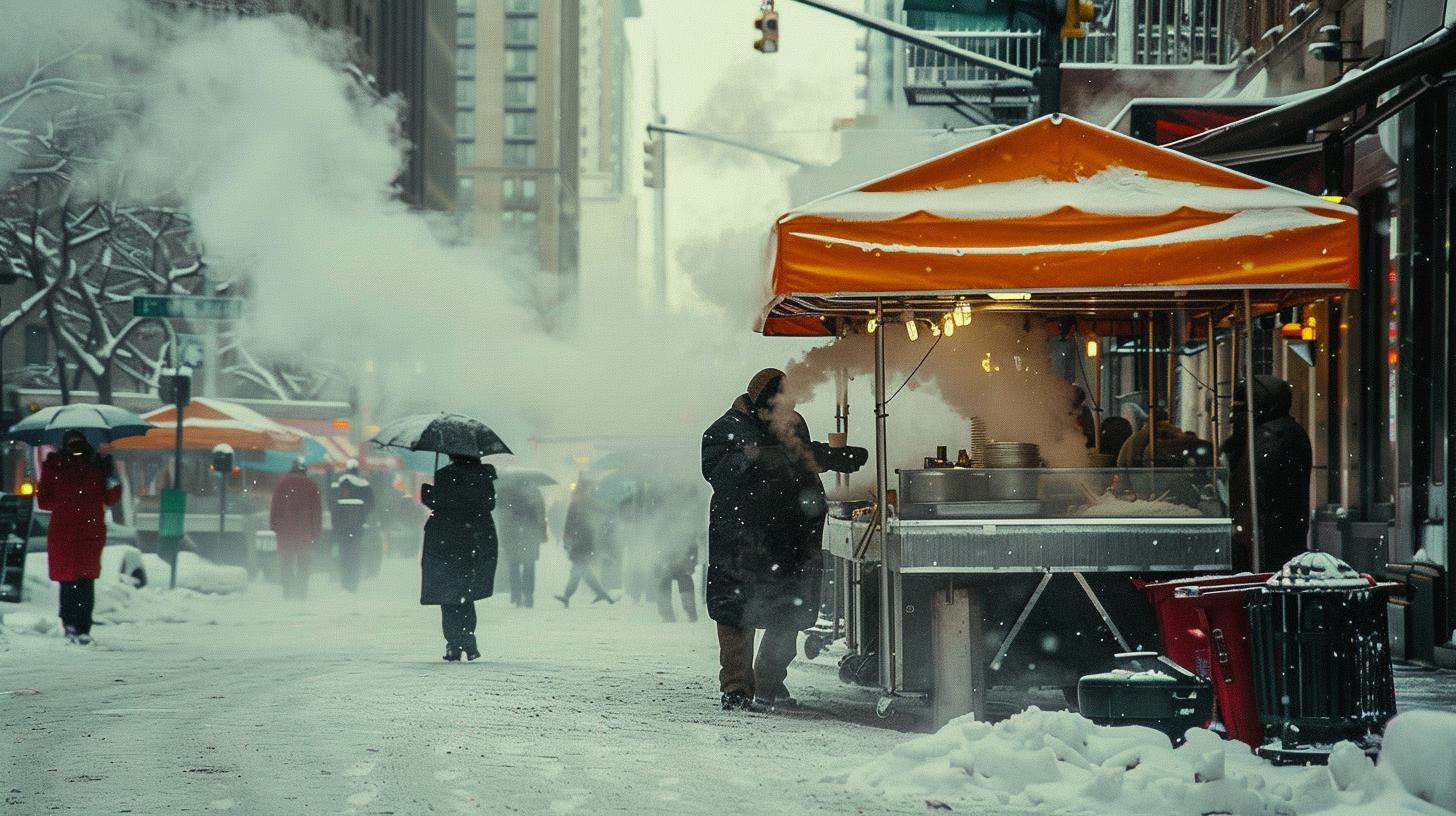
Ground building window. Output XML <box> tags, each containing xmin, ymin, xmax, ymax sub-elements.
<box><xmin>504</xmin><ymin>112</ymin><xmax>536</xmax><ymax>139</ymax></box>
<box><xmin>521</xmin><ymin>178</ymin><xmax>536</xmax><ymax>202</ymax></box>
<box><xmin>504</xmin><ymin>48</ymin><xmax>536</xmax><ymax>77</ymax></box>
<box><xmin>456</xmin><ymin>78</ymin><xmax>475</xmax><ymax>108</ymax></box>
<box><xmin>502</xmin><ymin>178</ymin><xmax>516</xmax><ymax>202</ymax></box>
<box><xmin>504</xmin><ymin>80</ymin><xmax>536</xmax><ymax>107</ymax></box>
<box><xmin>457</xmin><ymin>0</ymin><xmax>475</xmax><ymax>11</ymax></box>
<box><xmin>503</xmin><ymin>143</ymin><xmax>536</xmax><ymax>167</ymax></box>
<box><xmin>24</xmin><ymin>325</ymin><xmax>48</xmax><ymax>366</ymax></box>
<box><xmin>457</xmin><ymin>13</ymin><xmax>475</xmax><ymax>44</ymax></box>
<box><xmin>504</xmin><ymin>0</ymin><xmax>537</xmax><ymax>11</ymax></box>
<box><xmin>504</xmin><ymin>16</ymin><xmax>537</xmax><ymax>45</ymax></box>
<box><xmin>456</xmin><ymin>109</ymin><xmax>476</xmax><ymax>139</ymax></box>
<box><xmin>456</xmin><ymin>140</ymin><xmax>475</xmax><ymax>168</ymax></box>
<box><xmin>501</xmin><ymin>210</ymin><xmax>515</xmax><ymax>228</ymax></box>
<box><xmin>457</xmin><ymin>176</ymin><xmax>475</xmax><ymax>208</ymax></box>
<box><xmin>519</xmin><ymin>210</ymin><xmax>537</xmax><ymax>229</ymax></box>
<box><xmin>457</xmin><ymin>45</ymin><xmax>475</xmax><ymax>77</ymax></box>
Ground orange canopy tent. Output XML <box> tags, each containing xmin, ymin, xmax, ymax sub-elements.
<box><xmin>108</xmin><ymin>397</ymin><xmax>306</xmax><ymax>452</ymax></box>
<box><xmin>759</xmin><ymin>114</ymin><xmax>1358</xmax><ymax>336</ymax></box>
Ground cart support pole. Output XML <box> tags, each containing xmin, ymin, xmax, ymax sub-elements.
<box><xmin>1209</xmin><ymin>314</ymin><xmax>1219</xmax><ymax>463</ymax></box>
<box><xmin>1243</xmin><ymin>290</ymin><xmax>1262</xmax><ymax>570</ymax></box>
<box><xmin>874</xmin><ymin>299</ymin><xmax>894</xmax><ymax>693</ymax></box>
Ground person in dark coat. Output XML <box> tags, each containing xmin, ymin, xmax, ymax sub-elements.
<box><xmin>37</xmin><ymin>429</ymin><xmax>122</xmax><ymax>644</ymax></box>
<box><xmin>1224</xmin><ymin>375</ymin><xmax>1313</xmax><ymax>572</ymax></box>
<box><xmin>554</xmin><ymin>478</ymin><xmax>615</xmax><ymax>607</ymax></box>
<box><xmin>1099</xmin><ymin>416</ymin><xmax>1133</xmax><ymax>460</ymax></box>
<box><xmin>271</xmin><ymin>458</ymin><xmax>323</xmax><ymax>600</ymax></box>
<box><xmin>330</xmin><ymin>459</ymin><xmax>375</xmax><ymax>593</ymax></box>
<box><xmin>701</xmin><ymin>368</ymin><xmax>867</xmax><ymax>710</ymax></box>
<box><xmin>496</xmin><ymin>477</ymin><xmax>547</xmax><ymax>608</ymax></box>
<box><xmin>653</xmin><ymin>482</ymin><xmax>706</xmax><ymax>623</ymax></box>
<box><xmin>420</xmin><ymin>454</ymin><xmax>498</xmax><ymax>661</ymax></box>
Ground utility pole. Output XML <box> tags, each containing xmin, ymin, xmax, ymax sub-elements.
<box><xmin>647</xmin><ymin>53</ymin><xmax>667</xmax><ymax>314</ymax></box>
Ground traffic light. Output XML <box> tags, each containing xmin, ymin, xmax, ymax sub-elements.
<box><xmin>1061</xmin><ymin>0</ymin><xmax>1095</xmax><ymax>38</ymax></box>
<box><xmin>643</xmin><ymin>136</ymin><xmax>664</xmax><ymax>189</ymax></box>
<box><xmin>754</xmin><ymin>7</ymin><xmax>779</xmax><ymax>53</ymax></box>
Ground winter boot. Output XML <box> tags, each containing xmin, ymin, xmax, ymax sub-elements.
<box><xmin>554</xmin><ymin>594</ymin><xmax>570</xmax><ymax>609</ymax></box>
<box><xmin>720</xmin><ymin>690</ymin><xmax>756</xmax><ymax>711</ymax></box>
<box><xmin>443</xmin><ymin>645</ymin><xmax>463</xmax><ymax>661</ymax></box>
<box><xmin>463</xmin><ymin>635</ymin><xmax>480</xmax><ymax>662</ymax></box>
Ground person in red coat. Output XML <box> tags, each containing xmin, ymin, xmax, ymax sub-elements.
<box><xmin>271</xmin><ymin>458</ymin><xmax>322</xmax><ymax>600</ymax></box>
<box><xmin>37</xmin><ymin>430</ymin><xmax>123</xmax><ymax>645</ymax></box>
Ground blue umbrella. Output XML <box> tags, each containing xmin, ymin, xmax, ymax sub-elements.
<box><xmin>8</xmin><ymin>404</ymin><xmax>153</xmax><ymax>447</ymax></box>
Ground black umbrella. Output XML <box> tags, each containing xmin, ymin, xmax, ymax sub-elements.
<box><xmin>370</xmin><ymin>412</ymin><xmax>512</xmax><ymax>459</ymax></box>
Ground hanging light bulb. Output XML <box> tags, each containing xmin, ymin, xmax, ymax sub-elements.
<box><xmin>930</xmin><ymin>321</ymin><xmax>941</xmax><ymax>337</ymax></box>
<box><xmin>954</xmin><ymin>300</ymin><xmax>973</xmax><ymax>326</ymax></box>
<box><xmin>867</xmin><ymin>318</ymin><xmax>877</xmax><ymax>333</ymax></box>
<box><xmin>942</xmin><ymin>314</ymin><xmax>954</xmax><ymax>337</ymax></box>
<box><xmin>1086</xmin><ymin>338</ymin><xmax>1099</xmax><ymax>358</ymax></box>
<box><xmin>905</xmin><ymin>320</ymin><xmax>919</xmax><ymax>342</ymax></box>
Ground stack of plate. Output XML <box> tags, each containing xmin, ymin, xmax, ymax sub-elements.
<box><xmin>984</xmin><ymin>441</ymin><xmax>1040</xmax><ymax>468</ymax></box>
<box><xmin>968</xmin><ymin>417</ymin><xmax>989</xmax><ymax>467</ymax></box>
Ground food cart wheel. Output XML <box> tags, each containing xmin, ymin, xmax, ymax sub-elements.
<box><xmin>875</xmin><ymin>695</ymin><xmax>897</xmax><ymax>719</ymax></box>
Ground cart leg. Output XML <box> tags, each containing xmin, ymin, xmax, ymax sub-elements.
<box><xmin>932</xmin><ymin>586</ymin><xmax>986</xmax><ymax>729</ymax></box>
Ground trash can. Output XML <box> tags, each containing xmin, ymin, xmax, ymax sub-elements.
<box><xmin>1248</xmin><ymin>551</ymin><xmax>1397</xmax><ymax>763</ymax></box>
<box><xmin>254</xmin><ymin>530</ymin><xmax>278</xmax><ymax>583</ymax></box>
<box><xmin>1136</xmin><ymin>572</ymin><xmax>1273</xmax><ymax>747</ymax></box>
<box><xmin>1078</xmin><ymin>651</ymin><xmax>1213</xmax><ymax>744</ymax></box>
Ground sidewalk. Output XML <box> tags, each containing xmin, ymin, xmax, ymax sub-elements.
<box><xmin>1394</xmin><ymin>661</ymin><xmax>1456</xmax><ymax>714</ymax></box>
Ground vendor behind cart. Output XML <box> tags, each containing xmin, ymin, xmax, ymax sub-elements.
<box><xmin>701</xmin><ymin>367</ymin><xmax>867</xmax><ymax>711</ymax></box>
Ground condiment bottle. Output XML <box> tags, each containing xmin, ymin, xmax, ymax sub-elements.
<box><xmin>935</xmin><ymin>445</ymin><xmax>948</xmax><ymax>467</ymax></box>
<box><xmin>956</xmin><ymin>449</ymin><xmax>972</xmax><ymax>467</ymax></box>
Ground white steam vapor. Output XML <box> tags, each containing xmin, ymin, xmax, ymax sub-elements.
<box><xmin>0</xmin><ymin>1</ymin><xmax>825</xmax><ymax>474</ymax></box>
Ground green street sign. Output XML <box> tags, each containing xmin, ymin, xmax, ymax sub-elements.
<box><xmin>132</xmin><ymin>294</ymin><xmax>244</xmax><ymax>320</ymax></box>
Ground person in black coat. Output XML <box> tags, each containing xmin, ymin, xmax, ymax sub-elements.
<box><xmin>420</xmin><ymin>454</ymin><xmax>498</xmax><ymax>661</ymax></box>
<box><xmin>701</xmin><ymin>368</ymin><xmax>867</xmax><ymax>710</ymax></box>
<box><xmin>1224</xmin><ymin>375</ymin><xmax>1313</xmax><ymax>573</ymax></box>
<box><xmin>554</xmin><ymin>478</ymin><xmax>615</xmax><ymax>607</ymax></box>
<box><xmin>496</xmin><ymin>478</ymin><xmax>547</xmax><ymax>608</ymax></box>
<box><xmin>330</xmin><ymin>459</ymin><xmax>376</xmax><ymax>594</ymax></box>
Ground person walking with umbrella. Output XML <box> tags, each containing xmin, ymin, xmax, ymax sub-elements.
<box><xmin>420</xmin><ymin>454</ymin><xmax>499</xmax><ymax>661</ymax></box>
<box><xmin>271</xmin><ymin>458</ymin><xmax>323</xmax><ymax>600</ymax></box>
<box><xmin>37</xmin><ymin>430</ymin><xmax>123</xmax><ymax>644</ymax></box>
<box><xmin>370</xmin><ymin>412</ymin><xmax>513</xmax><ymax>660</ymax></box>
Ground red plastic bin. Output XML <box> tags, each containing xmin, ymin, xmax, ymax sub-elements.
<box><xmin>1135</xmin><ymin>573</ymin><xmax>1274</xmax><ymax>747</ymax></box>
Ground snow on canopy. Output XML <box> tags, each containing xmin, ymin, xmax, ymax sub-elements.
<box><xmin>108</xmin><ymin>396</ymin><xmax>307</xmax><ymax>452</ymax></box>
<box><xmin>760</xmin><ymin>114</ymin><xmax>1358</xmax><ymax>337</ymax></box>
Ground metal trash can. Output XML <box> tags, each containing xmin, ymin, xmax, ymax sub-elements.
<box><xmin>0</xmin><ymin>494</ymin><xmax>34</xmax><ymax>604</ymax></box>
<box><xmin>253</xmin><ymin>530</ymin><xmax>278</xmax><ymax>583</ymax></box>
<box><xmin>1248</xmin><ymin>551</ymin><xmax>1397</xmax><ymax>763</ymax></box>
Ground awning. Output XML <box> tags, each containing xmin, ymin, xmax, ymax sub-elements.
<box><xmin>760</xmin><ymin>115</ymin><xmax>1358</xmax><ymax>336</ymax></box>
<box><xmin>1170</xmin><ymin>24</ymin><xmax>1456</xmax><ymax>160</ymax></box>
<box><xmin>109</xmin><ymin>397</ymin><xmax>307</xmax><ymax>453</ymax></box>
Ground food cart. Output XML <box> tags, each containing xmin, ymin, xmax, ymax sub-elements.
<box><xmin>759</xmin><ymin>115</ymin><xmax>1359</xmax><ymax>727</ymax></box>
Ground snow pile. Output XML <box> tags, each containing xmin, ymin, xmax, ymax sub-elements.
<box><xmin>1074</xmin><ymin>495</ymin><xmax>1203</xmax><ymax>517</ymax></box>
<box><xmin>1</xmin><ymin>551</ymin><xmax>246</xmax><ymax>639</ymax></box>
<box><xmin>848</xmin><ymin>706</ymin><xmax>1456</xmax><ymax>816</ymax></box>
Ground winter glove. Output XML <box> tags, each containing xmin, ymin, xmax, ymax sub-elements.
<box><xmin>101</xmin><ymin>454</ymin><xmax>121</xmax><ymax>489</ymax></box>
<box><xmin>811</xmin><ymin>442</ymin><xmax>869</xmax><ymax>474</ymax></box>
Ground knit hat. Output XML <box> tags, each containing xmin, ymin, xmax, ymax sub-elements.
<box><xmin>746</xmin><ymin>368</ymin><xmax>785</xmax><ymax>405</ymax></box>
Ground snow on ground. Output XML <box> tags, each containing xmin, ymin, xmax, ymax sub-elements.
<box><xmin>4</xmin><ymin>548</ymin><xmax>1456</xmax><ymax>815</ymax></box>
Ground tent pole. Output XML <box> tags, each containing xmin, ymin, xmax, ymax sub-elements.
<box><xmin>874</xmin><ymin>299</ymin><xmax>894</xmax><ymax>694</ymax></box>
<box><xmin>1243</xmin><ymin>290</ymin><xmax>1262</xmax><ymax>571</ymax></box>
<box><xmin>1209</xmin><ymin>314</ymin><xmax>1219</xmax><ymax>464</ymax></box>
<box><xmin>1147</xmin><ymin>316</ymin><xmax>1156</xmax><ymax>468</ymax></box>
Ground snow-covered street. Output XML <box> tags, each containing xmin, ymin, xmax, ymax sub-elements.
<box><xmin>7</xmin><ymin>550</ymin><xmax>1456</xmax><ymax>815</ymax></box>
<box><xmin>3</xmin><ymin>552</ymin><xmax>932</xmax><ymax>815</ymax></box>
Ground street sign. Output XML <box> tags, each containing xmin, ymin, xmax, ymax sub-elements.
<box><xmin>132</xmin><ymin>295</ymin><xmax>244</xmax><ymax>320</ymax></box>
